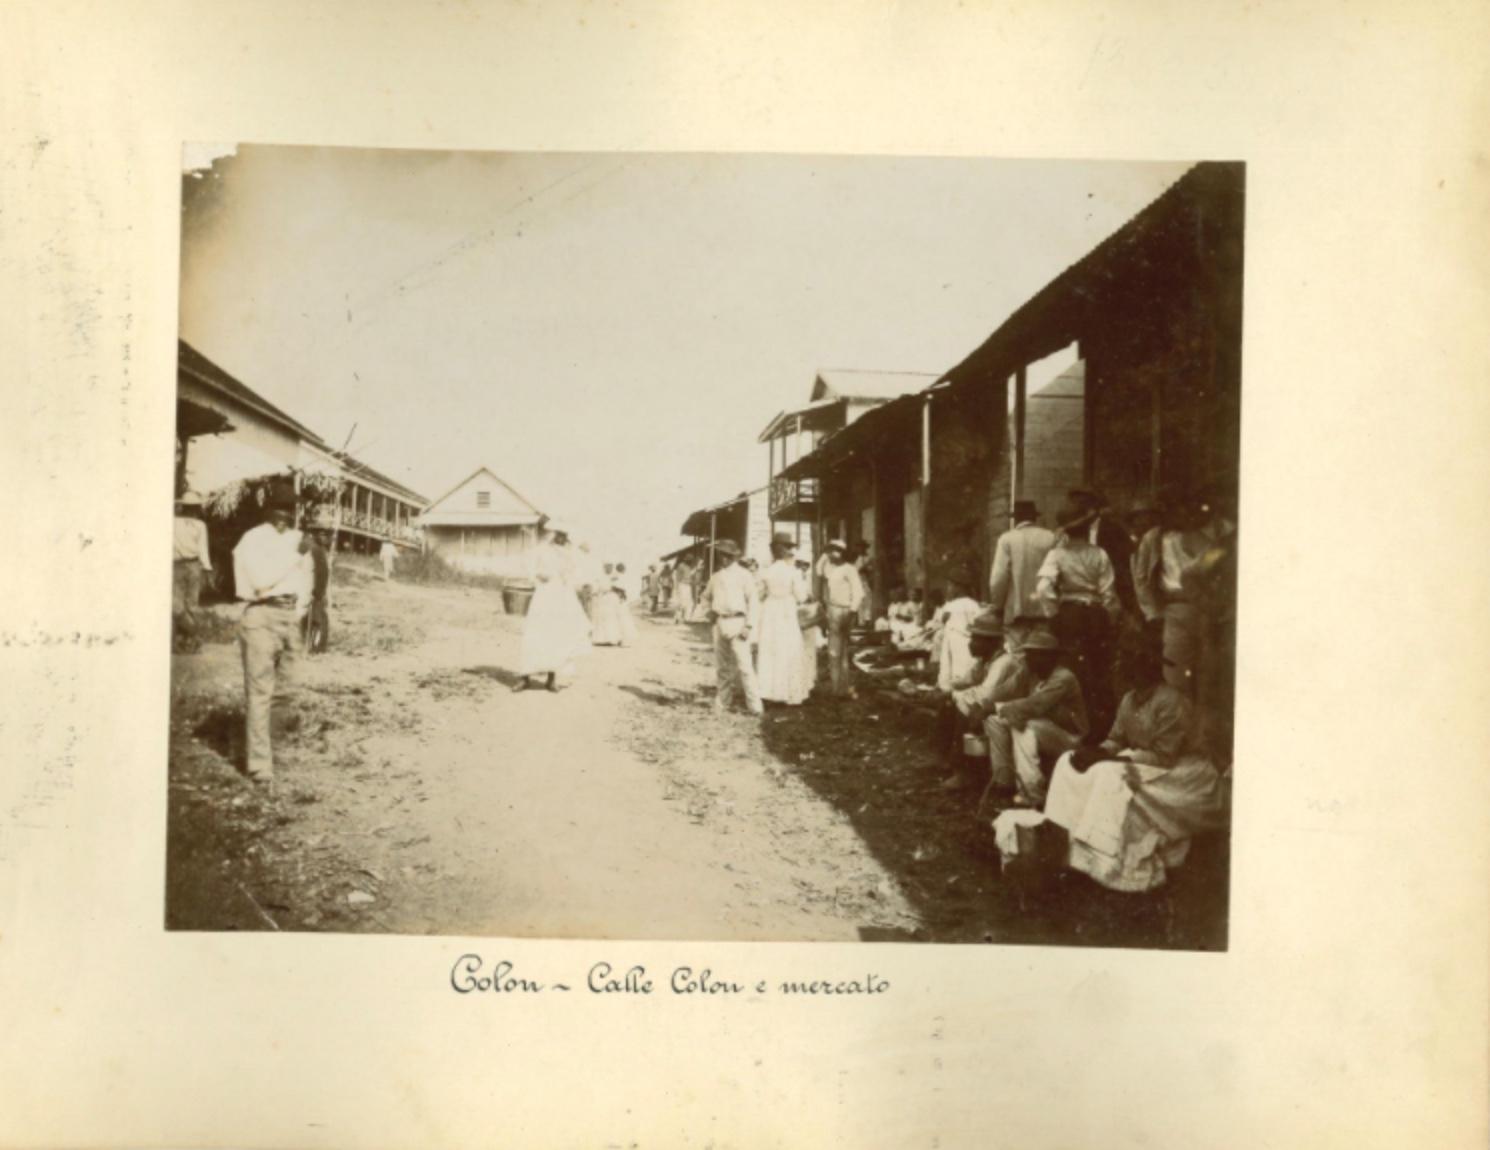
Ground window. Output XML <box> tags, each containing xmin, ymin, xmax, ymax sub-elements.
<box><xmin>476</xmin><ymin>491</ymin><xmax>491</xmax><ymax>509</ymax></box>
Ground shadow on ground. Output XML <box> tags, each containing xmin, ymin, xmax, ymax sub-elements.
<box><xmin>757</xmin><ymin>689</ymin><xmax>1229</xmax><ymax>951</ymax></box>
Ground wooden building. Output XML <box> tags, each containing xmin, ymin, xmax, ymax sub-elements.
<box><xmin>176</xmin><ymin>339</ymin><xmax>427</xmax><ymax>554</ymax></box>
<box><xmin>779</xmin><ymin>161</ymin><xmax>1245</xmax><ymax>609</ymax></box>
<box><xmin>678</xmin><ymin>487</ymin><xmax>771</xmax><ymax>576</ymax></box>
<box><xmin>757</xmin><ymin>369</ymin><xmax>936</xmax><ymax>570</ymax></box>
<box><xmin>416</xmin><ymin>466</ymin><xmax>547</xmax><ymax>576</ymax></box>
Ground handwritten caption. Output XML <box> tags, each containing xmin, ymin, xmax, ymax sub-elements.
<box><xmin>451</xmin><ymin>955</ymin><xmax>890</xmax><ymax>998</ymax></box>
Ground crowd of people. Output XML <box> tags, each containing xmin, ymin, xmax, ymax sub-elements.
<box><xmin>929</xmin><ymin>487</ymin><xmax>1236</xmax><ymax>892</ymax></box>
<box><xmin>174</xmin><ymin>480</ymin><xmax>1235</xmax><ymax>894</ymax></box>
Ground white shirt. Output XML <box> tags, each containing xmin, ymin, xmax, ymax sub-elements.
<box><xmin>702</xmin><ymin>562</ymin><xmax>760</xmax><ymax>628</ymax></box>
<box><xmin>233</xmin><ymin>523</ymin><xmax>310</xmax><ymax>604</ymax></box>
<box><xmin>173</xmin><ymin>516</ymin><xmax>212</xmax><ymax>569</ymax></box>
<box><xmin>822</xmin><ymin>560</ymin><xmax>865</xmax><ymax>612</ymax></box>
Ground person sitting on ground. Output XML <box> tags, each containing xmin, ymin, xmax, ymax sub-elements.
<box><xmin>979</xmin><ymin>631</ymin><xmax>1088</xmax><ymax>812</ymax></box>
<box><xmin>934</xmin><ymin>574</ymin><xmax>982</xmax><ymax>692</ymax></box>
<box><xmin>1040</xmin><ymin>641</ymin><xmax>1227</xmax><ymax>892</ymax></box>
<box><xmin>936</xmin><ymin>611</ymin><xmax>1032</xmax><ymax>790</ymax></box>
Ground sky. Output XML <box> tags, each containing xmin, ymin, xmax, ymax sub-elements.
<box><xmin>179</xmin><ymin>146</ymin><xmax>1190</xmax><ymax>566</ymax></box>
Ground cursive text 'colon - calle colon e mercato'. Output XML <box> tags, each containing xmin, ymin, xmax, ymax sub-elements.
<box><xmin>449</xmin><ymin>955</ymin><xmax>890</xmax><ymax>996</ymax></box>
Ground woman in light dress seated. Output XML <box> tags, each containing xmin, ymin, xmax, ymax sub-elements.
<box><xmin>1031</xmin><ymin>642</ymin><xmax>1228</xmax><ymax>891</ymax></box>
<box><xmin>755</xmin><ymin>535</ymin><xmax>810</xmax><ymax>705</ymax></box>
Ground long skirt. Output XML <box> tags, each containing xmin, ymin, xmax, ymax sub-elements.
<box><xmin>1044</xmin><ymin>752</ymin><xmax>1226</xmax><ymax>891</ymax></box>
<box><xmin>591</xmin><ymin>589</ymin><xmax>627</xmax><ymax>646</ymax></box>
<box><xmin>674</xmin><ymin>582</ymin><xmax>695</xmax><ymax>623</ymax></box>
<box><xmin>519</xmin><ymin>581</ymin><xmax>592</xmax><ymax>675</ymax></box>
<box><xmin>756</xmin><ymin>596</ymin><xmax>808</xmax><ymax>704</ymax></box>
<box><xmin>936</xmin><ymin>630</ymin><xmax>974</xmax><ymax>692</ymax></box>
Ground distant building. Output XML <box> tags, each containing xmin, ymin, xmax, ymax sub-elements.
<box><xmin>175</xmin><ymin>339</ymin><xmax>427</xmax><ymax>553</ymax></box>
<box><xmin>757</xmin><ymin>369</ymin><xmax>936</xmax><ymax>570</ymax></box>
<box><xmin>678</xmin><ymin>487</ymin><xmax>771</xmax><ymax>577</ymax></box>
<box><xmin>417</xmin><ymin>466</ymin><xmax>547</xmax><ymax>576</ymax></box>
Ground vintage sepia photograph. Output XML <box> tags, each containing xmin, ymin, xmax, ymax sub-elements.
<box><xmin>168</xmin><ymin>146</ymin><xmax>1243</xmax><ymax>949</ymax></box>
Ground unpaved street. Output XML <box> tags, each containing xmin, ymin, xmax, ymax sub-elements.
<box><xmin>168</xmin><ymin>563</ymin><xmax>919</xmax><ymax>939</ymax></box>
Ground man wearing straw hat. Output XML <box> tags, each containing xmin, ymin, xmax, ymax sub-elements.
<box><xmin>979</xmin><ymin>630</ymin><xmax>1088</xmax><ymax>810</ymax></box>
<box><xmin>172</xmin><ymin>490</ymin><xmax>214</xmax><ymax>654</ymax></box>
<box><xmin>701</xmin><ymin>539</ymin><xmax>762</xmax><ymax>716</ymax></box>
<box><xmin>936</xmin><ymin>610</ymin><xmax>1032</xmax><ymax>791</ymax></box>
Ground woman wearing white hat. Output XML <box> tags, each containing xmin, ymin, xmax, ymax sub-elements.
<box><xmin>513</xmin><ymin>521</ymin><xmax>592</xmax><ymax>692</ymax></box>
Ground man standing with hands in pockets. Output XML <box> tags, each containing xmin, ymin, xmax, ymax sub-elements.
<box><xmin>822</xmin><ymin>539</ymin><xmax>866</xmax><ymax>699</ymax></box>
<box><xmin>702</xmin><ymin>539</ymin><xmax>762</xmax><ymax>716</ymax></box>
<box><xmin>233</xmin><ymin>491</ymin><xmax>311</xmax><ymax>786</ymax></box>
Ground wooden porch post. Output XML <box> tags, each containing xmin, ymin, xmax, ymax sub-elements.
<box><xmin>1013</xmin><ymin>366</ymin><xmax>1028</xmax><ymax>499</ymax></box>
<box><xmin>708</xmin><ymin>512</ymin><xmax>717</xmax><ymax>578</ymax></box>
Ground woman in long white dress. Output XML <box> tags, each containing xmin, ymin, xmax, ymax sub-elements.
<box><xmin>755</xmin><ymin>535</ymin><xmax>809</xmax><ymax>705</ymax></box>
<box><xmin>1041</xmin><ymin>643</ymin><xmax>1227</xmax><ymax>891</ymax></box>
<box><xmin>590</xmin><ymin>561</ymin><xmax>626</xmax><ymax>646</ymax></box>
<box><xmin>513</xmin><ymin>524</ymin><xmax>592</xmax><ymax>692</ymax></box>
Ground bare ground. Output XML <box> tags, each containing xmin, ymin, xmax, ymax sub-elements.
<box><xmin>166</xmin><ymin>562</ymin><xmax>1226</xmax><ymax>949</ymax></box>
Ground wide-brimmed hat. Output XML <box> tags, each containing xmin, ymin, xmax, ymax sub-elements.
<box><xmin>770</xmin><ymin>532</ymin><xmax>797</xmax><ymax>550</ymax></box>
<box><xmin>264</xmin><ymin>491</ymin><xmax>296</xmax><ymax>515</ymax></box>
<box><xmin>1056</xmin><ymin>502</ymin><xmax>1096</xmax><ymax>534</ymax></box>
<box><xmin>714</xmin><ymin>539</ymin><xmax>742</xmax><ymax>557</ymax></box>
<box><xmin>176</xmin><ymin>490</ymin><xmax>203</xmax><ymax>507</ymax></box>
<box><xmin>1012</xmin><ymin>499</ymin><xmax>1038</xmax><ymax>521</ymax></box>
<box><xmin>969</xmin><ymin>611</ymin><xmax>1004</xmax><ymax>639</ymax></box>
<box><xmin>1019</xmin><ymin>631</ymin><xmax>1065</xmax><ymax>653</ymax></box>
<box><xmin>825</xmin><ymin>539</ymin><xmax>848</xmax><ymax>554</ymax></box>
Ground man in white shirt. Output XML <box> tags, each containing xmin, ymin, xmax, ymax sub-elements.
<box><xmin>379</xmin><ymin>538</ymin><xmax>397</xmax><ymax>580</ymax></box>
<box><xmin>233</xmin><ymin>493</ymin><xmax>311</xmax><ymax>784</ymax></box>
<box><xmin>821</xmin><ymin>540</ymin><xmax>865</xmax><ymax>698</ymax></box>
<box><xmin>172</xmin><ymin>490</ymin><xmax>213</xmax><ymax>654</ymax></box>
<box><xmin>701</xmin><ymin>539</ymin><xmax>762</xmax><ymax>716</ymax></box>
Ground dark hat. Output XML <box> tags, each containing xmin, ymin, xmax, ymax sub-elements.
<box><xmin>969</xmin><ymin>611</ymin><xmax>1004</xmax><ymax>639</ymax></box>
<box><xmin>770</xmin><ymin>532</ymin><xmax>798</xmax><ymax>550</ymax></box>
<box><xmin>1020</xmin><ymin>631</ymin><xmax>1065</xmax><ymax>654</ymax></box>
<box><xmin>713</xmin><ymin>539</ymin><xmax>741</xmax><ymax>557</ymax></box>
<box><xmin>265</xmin><ymin>491</ymin><xmax>296</xmax><ymax>515</ymax></box>
<box><xmin>1056</xmin><ymin>501</ymin><xmax>1096</xmax><ymax>534</ymax></box>
<box><xmin>1012</xmin><ymin>499</ymin><xmax>1038</xmax><ymax>520</ymax></box>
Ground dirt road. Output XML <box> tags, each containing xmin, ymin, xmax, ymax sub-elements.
<box><xmin>167</xmin><ymin>564</ymin><xmax>919</xmax><ymax>940</ymax></box>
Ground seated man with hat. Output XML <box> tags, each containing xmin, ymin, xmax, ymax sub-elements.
<box><xmin>935</xmin><ymin>610</ymin><xmax>1033</xmax><ymax>790</ymax></box>
<box><xmin>978</xmin><ymin>630</ymin><xmax>1088</xmax><ymax>811</ymax></box>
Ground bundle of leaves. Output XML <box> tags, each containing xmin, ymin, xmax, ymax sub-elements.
<box><xmin>201</xmin><ymin>469</ymin><xmax>342</xmax><ymax>601</ymax></box>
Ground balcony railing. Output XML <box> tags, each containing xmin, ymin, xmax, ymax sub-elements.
<box><xmin>306</xmin><ymin>504</ymin><xmax>421</xmax><ymax>544</ymax></box>
<box><xmin>769</xmin><ymin>476</ymin><xmax>818</xmax><ymax>517</ymax></box>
